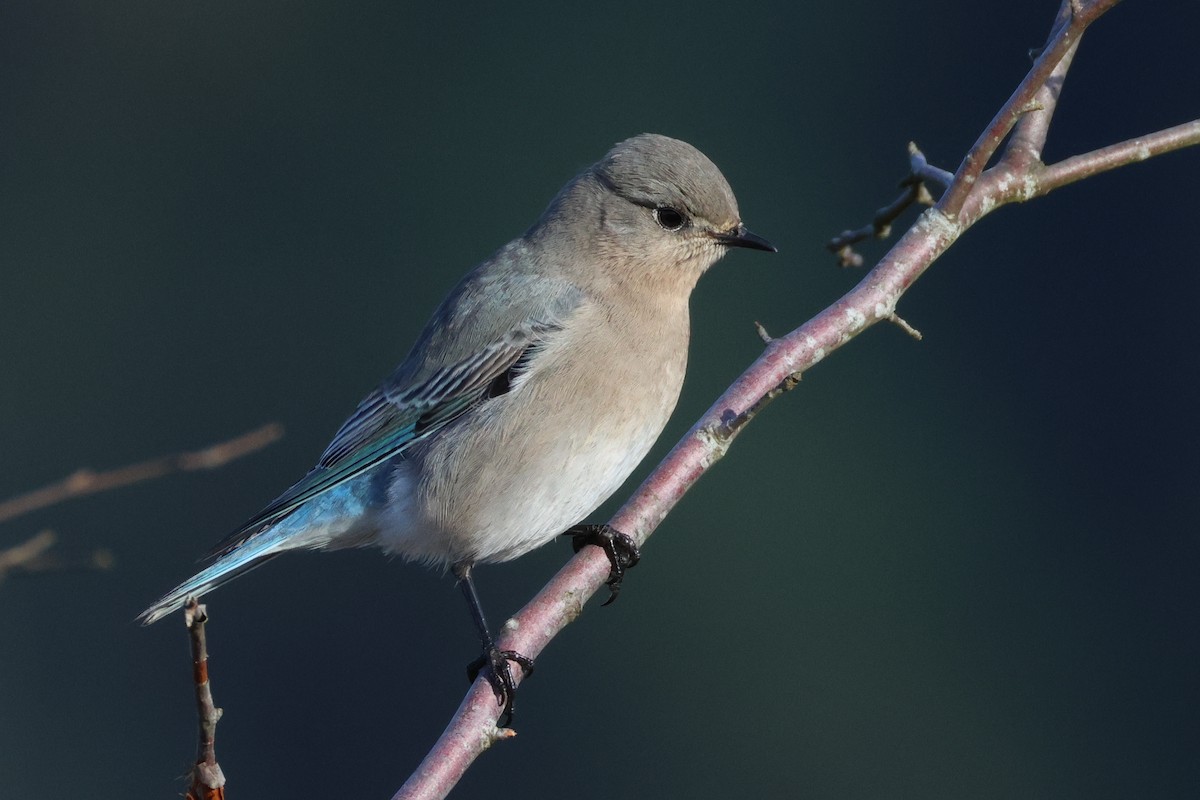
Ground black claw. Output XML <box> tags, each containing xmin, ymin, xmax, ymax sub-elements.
<box><xmin>467</xmin><ymin>647</ymin><xmax>534</xmax><ymax>727</ymax></box>
<box><xmin>563</xmin><ymin>524</ymin><xmax>641</xmax><ymax>605</ymax></box>
<box><xmin>453</xmin><ymin>563</ymin><xmax>535</xmax><ymax>727</ymax></box>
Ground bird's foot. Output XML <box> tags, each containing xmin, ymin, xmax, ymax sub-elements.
<box><xmin>564</xmin><ymin>523</ymin><xmax>641</xmax><ymax>606</ymax></box>
<box><xmin>466</xmin><ymin>646</ymin><xmax>535</xmax><ymax>727</ymax></box>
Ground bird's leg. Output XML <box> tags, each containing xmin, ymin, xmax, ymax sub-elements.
<box><xmin>452</xmin><ymin>562</ymin><xmax>534</xmax><ymax>727</ymax></box>
<box><xmin>562</xmin><ymin>523</ymin><xmax>641</xmax><ymax>606</ymax></box>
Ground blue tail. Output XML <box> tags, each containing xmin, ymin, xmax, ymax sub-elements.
<box><xmin>138</xmin><ymin>532</ymin><xmax>286</xmax><ymax>625</ymax></box>
<box><xmin>140</xmin><ymin>468</ymin><xmax>385</xmax><ymax>625</ymax></box>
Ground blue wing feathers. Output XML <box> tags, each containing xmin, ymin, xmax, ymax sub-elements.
<box><xmin>202</xmin><ymin>327</ymin><xmax>551</xmax><ymax>562</ymax></box>
<box><xmin>140</xmin><ymin>308</ymin><xmax>573</xmax><ymax>624</ymax></box>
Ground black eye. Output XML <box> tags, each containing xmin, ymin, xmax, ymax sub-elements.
<box><xmin>653</xmin><ymin>206</ymin><xmax>687</xmax><ymax>231</ymax></box>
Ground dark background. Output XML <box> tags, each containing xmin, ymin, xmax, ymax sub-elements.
<box><xmin>2</xmin><ymin>1</ymin><xmax>1197</xmax><ymax>797</ymax></box>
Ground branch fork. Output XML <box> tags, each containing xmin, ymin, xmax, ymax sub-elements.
<box><xmin>390</xmin><ymin>4</ymin><xmax>1200</xmax><ymax>797</ymax></box>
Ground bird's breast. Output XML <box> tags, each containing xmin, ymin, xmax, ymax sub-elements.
<box><xmin>391</xmin><ymin>297</ymin><xmax>691</xmax><ymax>565</ymax></box>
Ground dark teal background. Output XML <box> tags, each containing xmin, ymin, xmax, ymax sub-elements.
<box><xmin>2</xmin><ymin>1</ymin><xmax>1197</xmax><ymax>797</ymax></box>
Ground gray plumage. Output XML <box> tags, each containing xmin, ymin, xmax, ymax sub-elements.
<box><xmin>141</xmin><ymin>133</ymin><xmax>773</xmax><ymax>626</ymax></box>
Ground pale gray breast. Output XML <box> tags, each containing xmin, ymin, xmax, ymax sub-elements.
<box><xmin>407</xmin><ymin>292</ymin><xmax>691</xmax><ymax>563</ymax></box>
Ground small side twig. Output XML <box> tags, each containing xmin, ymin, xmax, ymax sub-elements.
<box><xmin>888</xmin><ymin>314</ymin><xmax>923</xmax><ymax>340</ymax></box>
<box><xmin>827</xmin><ymin>143</ymin><xmax>942</xmax><ymax>267</ymax></box>
<box><xmin>754</xmin><ymin>321</ymin><xmax>774</xmax><ymax>344</ymax></box>
<box><xmin>0</xmin><ymin>423</ymin><xmax>284</xmax><ymax>525</ymax></box>
<box><xmin>907</xmin><ymin>141</ymin><xmax>955</xmax><ymax>189</ymax></box>
<box><xmin>185</xmin><ymin>599</ymin><xmax>226</xmax><ymax>800</ymax></box>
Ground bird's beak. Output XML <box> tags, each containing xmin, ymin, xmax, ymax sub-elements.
<box><xmin>714</xmin><ymin>224</ymin><xmax>777</xmax><ymax>253</ymax></box>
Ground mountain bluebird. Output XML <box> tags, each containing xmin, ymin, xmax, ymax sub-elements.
<box><xmin>141</xmin><ymin>133</ymin><xmax>775</xmax><ymax>721</ymax></box>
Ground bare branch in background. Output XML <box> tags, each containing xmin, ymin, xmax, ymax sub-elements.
<box><xmin>0</xmin><ymin>529</ymin><xmax>113</xmax><ymax>584</ymax></box>
<box><xmin>0</xmin><ymin>423</ymin><xmax>284</xmax><ymax>525</ymax></box>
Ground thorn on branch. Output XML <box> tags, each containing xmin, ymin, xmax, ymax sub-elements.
<box><xmin>754</xmin><ymin>321</ymin><xmax>773</xmax><ymax>344</ymax></box>
<box><xmin>888</xmin><ymin>313</ymin><xmax>924</xmax><ymax>341</ymax></box>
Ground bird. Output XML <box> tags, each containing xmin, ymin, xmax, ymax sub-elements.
<box><xmin>140</xmin><ymin>133</ymin><xmax>775</xmax><ymax>723</ymax></box>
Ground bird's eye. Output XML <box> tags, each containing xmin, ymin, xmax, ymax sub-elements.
<box><xmin>653</xmin><ymin>206</ymin><xmax>687</xmax><ymax>231</ymax></box>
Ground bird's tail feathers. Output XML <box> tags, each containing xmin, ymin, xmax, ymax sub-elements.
<box><xmin>138</xmin><ymin>536</ymin><xmax>283</xmax><ymax>625</ymax></box>
<box><xmin>140</xmin><ymin>473</ymin><xmax>381</xmax><ymax>625</ymax></box>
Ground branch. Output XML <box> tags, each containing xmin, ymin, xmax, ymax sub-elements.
<box><xmin>185</xmin><ymin>600</ymin><xmax>226</xmax><ymax>800</ymax></box>
<box><xmin>0</xmin><ymin>423</ymin><xmax>284</xmax><ymax>525</ymax></box>
<box><xmin>0</xmin><ymin>529</ymin><xmax>113</xmax><ymax>584</ymax></box>
<box><xmin>0</xmin><ymin>530</ymin><xmax>58</xmax><ymax>580</ymax></box>
<box><xmin>395</xmin><ymin>2</ymin><xmax>1193</xmax><ymax>795</ymax></box>
<box><xmin>394</xmin><ymin>212</ymin><xmax>960</xmax><ymax>800</ymax></box>
<box><xmin>939</xmin><ymin>0</ymin><xmax>1122</xmax><ymax>217</ymax></box>
<box><xmin>1005</xmin><ymin>0</ymin><xmax>1078</xmax><ymax>170</ymax></box>
<box><xmin>1038</xmin><ymin>120</ymin><xmax>1200</xmax><ymax>194</ymax></box>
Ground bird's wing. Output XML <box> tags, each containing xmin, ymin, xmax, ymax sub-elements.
<box><xmin>207</xmin><ymin>319</ymin><xmax>564</xmax><ymax>560</ymax></box>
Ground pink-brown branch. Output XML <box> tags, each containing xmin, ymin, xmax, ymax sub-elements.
<box><xmin>393</xmin><ymin>3</ymin><xmax>1196</xmax><ymax>797</ymax></box>
<box><xmin>1038</xmin><ymin>120</ymin><xmax>1200</xmax><ymax>193</ymax></box>
<box><xmin>938</xmin><ymin>0</ymin><xmax>1121</xmax><ymax>216</ymax></box>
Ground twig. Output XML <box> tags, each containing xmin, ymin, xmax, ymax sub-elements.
<box><xmin>185</xmin><ymin>600</ymin><xmax>226</xmax><ymax>800</ymax></box>
<box><xmin>888</xmin><ymin>314</ymin><xmax>923</xmax><ymax>341</ymax></box>
<box><xmin>0</xmin><ymin>530</ymin><xmax>58</xmax><ymax>581</ymax></box>
<box><xmin>0</xmin><ymin>423</ymin><xmax>284</xmax><ymax>525</ymax></box>
<box><xmin>392</xmin><ymin>2</ymin><xmax>1198</xmax><ymax>798</ymax></box>
<box><xmin>826</xmin><ymin>144</ymin><xmax>939</xmax><ymax>267</ymax></box>
<box><xmin>0</xmin><ymin>529</ymin><xmax>114</xmax><ymax>584</ymax></box>
<box><xmin>1037</xmin><ymin>120</ymin><xmax>1200</xmax><ymax>194</ymax></box>
<box><xmin>907</xmin><ymin>142</ymin><xmax>955</xmax><ymax>190</ymax></box>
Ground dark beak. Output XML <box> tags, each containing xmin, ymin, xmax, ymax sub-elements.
<box><xmin>714</xmin><ymin>224</ymin><xmax>777</xmax><ymax>253</ymax></box>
